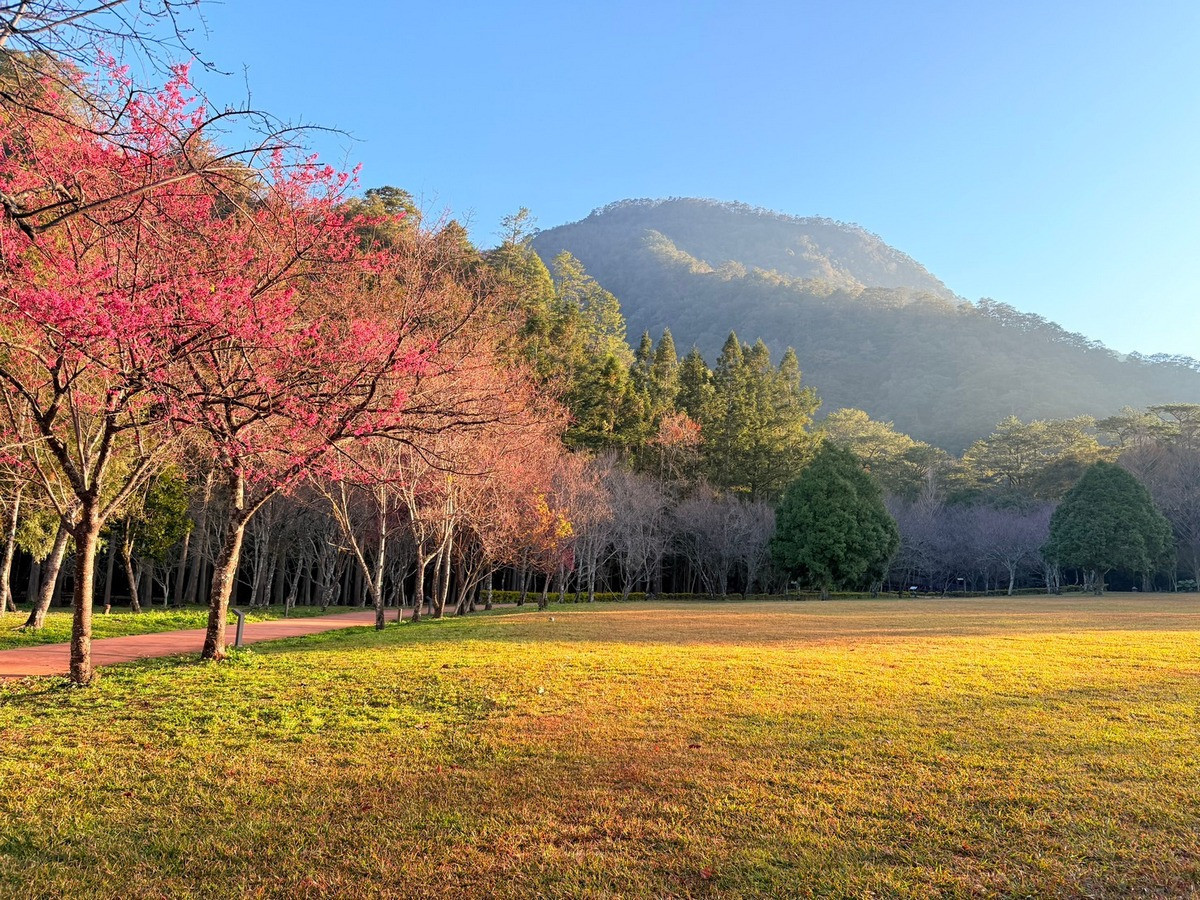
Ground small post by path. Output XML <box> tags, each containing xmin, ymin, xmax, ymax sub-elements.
<box><xmin>231</xmin><ymin>608</ymin><xmax>246</xmax><ymax>648</ymax></box>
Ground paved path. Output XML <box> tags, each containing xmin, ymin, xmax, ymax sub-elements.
<box><xmin>0</xmin><ymin>610</ymin><xmax>383</xmax><ymax>678</ymax></box>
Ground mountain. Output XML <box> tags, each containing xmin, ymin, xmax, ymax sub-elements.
<box><xmin>531</xmin><ymin>198</ymin><xmax>1200</xmax><ymax>451</ymax></box>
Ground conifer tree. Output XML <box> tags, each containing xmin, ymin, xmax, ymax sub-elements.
<box><xmin>1043</xmin><ymin>462</ymin><xmax>1173</xmax><ymax>593</ymax></box>
<box><xmin>770</xmin><ymin>442</ymin><xmax>899</xmax><ymax>598</ymax></box>
<box><xmin>702</xmin><ymin>334</ymin><xmax>819</xmax><ymax>499</ymax></box>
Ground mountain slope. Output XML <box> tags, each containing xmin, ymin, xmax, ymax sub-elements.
<box><xmin>531</xmin><ymin>198</ymin><xmax>1200</xmax><ymax>451</ymax></box>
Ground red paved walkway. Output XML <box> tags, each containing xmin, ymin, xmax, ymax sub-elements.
<box><xmin>0</xmin><ymin>610</ymin><xmax>382</xmax><ymax>677</ymax></box>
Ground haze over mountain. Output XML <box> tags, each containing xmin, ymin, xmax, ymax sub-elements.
<box><xmin>531</xmin><ymin>198</ymin><xmax>1200</xmax><ymax>452</ymax></box>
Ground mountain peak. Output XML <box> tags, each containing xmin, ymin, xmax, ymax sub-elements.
<box><xmin>543</xmin><ymin>197</ymin><xmax>958</xmax><ymax>302</ymax></box>
<box><xmin>531</xmin><ymin>198</ymin><xmax>1200</xmax><ymax>451</ymax></box>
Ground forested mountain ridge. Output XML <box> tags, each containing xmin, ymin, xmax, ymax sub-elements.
<box><xmin>531</xmin><ymin>198</ymin><xmax>1200</xmax><ymax>452</ymax></box>
<box><xmin>536</xmin><ymin>198</ymin><xmax>959</xmax><ymax>301</ymax></box>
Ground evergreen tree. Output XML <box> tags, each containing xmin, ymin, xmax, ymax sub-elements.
<box><xmin>959</xmin><ymin>416</ymin><xmax>1109</xmax><ymax>500</ymax></box>
<box><xmin>649</xmin><ymin>329</ymin><xmax>680</xmax><ymax>416</ymax></box>
<box><xmin>822</xmin><ymin>408</ymin><xmax>949</xmax><ymax>499</ymax></box>
<box><xmin>485</xmin><ymin>210</ymin><xmax>558</xmax><ymax>371</ymax></box>
<box><xmin>551</xmin><ymin>251</ymin><xmax>629</xmax><ymax>363</ymax></box>
<box><xmin>1043</xmin><ymin>462</ymin><xmax>1174</xmax><ymax>593</ymax></box>
<box><xmin>677</xmin><ymin>346</ymin><xmax>715</xmax><ymax>422</ymax></box>
<box><xmin>703</xmin><ymin>333</ymin><xmax>819</xmax><ymax>500</ymax></box>
<box><xmin>631</xmin><ymin>330</ymin><xmax>655</xmax><ymax>395</ymax></box>
<box><xmin>770</xmin><ymin>442</ymin><xmax>899</xmax><ymax>597</ymax></box>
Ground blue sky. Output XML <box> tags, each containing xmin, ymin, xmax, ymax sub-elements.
<box><xmin>189</xmin><ymin>1</ymin><xmax>1200</xmax><ymax>358</ymax></box>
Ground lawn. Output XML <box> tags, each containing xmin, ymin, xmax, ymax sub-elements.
<box><xmin>1</xmin><ymin>596</ymin><xmax>1198</xmax><ymax>898</ymax></box>
<box><xmin>0</xmin><ymin>603</ymin><xmax>349</xmax><ymax>651</ymax></box>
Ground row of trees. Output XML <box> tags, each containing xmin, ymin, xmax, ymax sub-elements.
<box><xmin>2</xmin><ymin>5</ymin><xmax>1196</xmax><ymax>692</ymax></box>
<box><xmin>0</xmin><ymin>3</ymin><xmax>822</xmax><ymax>690</ymax></box>
<box><xmin>0</xmin><ymin>7</ymin><xmax>593</xmax><ymax>682</ymax></box>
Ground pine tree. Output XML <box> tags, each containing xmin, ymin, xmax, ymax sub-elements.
<box><xmin>677</xmin><ymin>346</ymin><xmax>714</xmax><ymax>422</ymax></box>
<box><xmin>703</xmin><ymin>334</ymin><xmax>819</xmax><ymax>499</ymax></box>
<box><xmin>649</xmin><ymin>329</ymin><xmax>680</xmax><ymax>416</ymax></box>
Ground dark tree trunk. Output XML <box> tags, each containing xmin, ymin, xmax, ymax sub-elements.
<box><xmin>25</xmin><ymin>557</ymin><xmax>40</xmax><ymax>605</ymax></box>
<box><xmin>122</xmin><ymin>541</ymin><xmax>142</xmax><ymax>613</ymax></box>
<box><xmin>433</xmin><ymin>541</ymin><xmax>451</xmax><ymax>619</ymax></box>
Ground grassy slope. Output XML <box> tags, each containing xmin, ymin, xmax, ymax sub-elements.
<box><xmin>1</xmin><ymin>597</ymin><xmax>1198</xmax><ymax>899</ymax></box>
<box><xmin>0</xmin><ymin>604</ymin><xmax>346</xmax><ymax>651</ymax></box>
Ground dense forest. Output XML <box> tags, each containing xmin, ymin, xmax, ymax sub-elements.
<box><xmin>531</xmin><ymin>198</ymin><xmax>1200</xmax><ymax>451</ymax></box>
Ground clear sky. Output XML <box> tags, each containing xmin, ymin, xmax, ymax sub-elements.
<box><xmin>188</xmin><ymin>1</ymin><xmax>1200</xmax><ymax>358</ymax></box>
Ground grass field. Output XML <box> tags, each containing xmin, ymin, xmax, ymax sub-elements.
<box><xmin>0</xmin><ymin>604</ymin><xmax>347</xmax><ymax>651</ymax></box>
<box><xmin>1</xmin><ymin>596</ymin><xmax>1198</xmax><ymax>898</ymax></box>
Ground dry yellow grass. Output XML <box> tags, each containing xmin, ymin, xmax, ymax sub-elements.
<box><xmin>1</xmin><ymin>595</ymin><xmax>1198</xmax><ymax>898</ymax></box>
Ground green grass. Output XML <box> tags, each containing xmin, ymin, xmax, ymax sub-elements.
<box><xmin>1</xmin><ymin>596</ymin><xmax>1199</xmax><ymax>898</ymax></box>
<box><xmin>0</xmin><ymin>603</ymin><xmax>353</xmax><ymax>650</ymax></box>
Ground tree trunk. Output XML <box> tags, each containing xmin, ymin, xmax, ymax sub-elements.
<box><xmin>454</xmin><ymin>557</ymin><xmax>469</xmax><ymax>616</ymax></box>
<box><xmin>24</xmin><ymin>520</ymin><xmax>71</xmax><ymax>629</ymax></box>
<box><xmin>435</xmin><ymin>548</ymin><xmax>447</xmax><ymax>618</ymax></box>
<box><xmin>25</xmin><ymin>557</ymin><xmax>40</xmax><ymax>606</ymax></box>
<box><xmin>172</xmin><ymin>527</ymin><xmax>191</xmax><ymax>609</ymax></box>
<box><xmin>183</xmin><ymin>469</ymin><xmax>215</xmax><ymax>607</ymax></box>
<box><xmin>103</xmin><ymin>540</ymin><xmax>117</xmax><ymax>613</ymax></box>
<box><xmin>68</xmin><ymin>512</ymin><xmax>102</xmax><ymax>685</ymax></box>
<box><xmin>122</xmin><ymin>541</ymin><xmax>142</xmax><ymax>613</ymax></box>
<box><xmin>202</xmin><ymin>472</ymin><xmax>253</xmax><ymax>661</ymax></box>
<box><xmin>0</xmin><ymin>485</ymin><xmax>23</xmax><ymax>614</ymax></box>
<box><xmin>284</xmin><ymin>558</ymin><xmax>305</xmax><ymax>617</ymax></box>
<box><xmin>434</xmin><ymin>537</ymin><xmax>452</xmax><ymax>619</ymax></box>
<box><xmin>249</xmin><ymin>532</ymin><xmax>269</xmax><ymax>607</ymax></box>
<box><xmin>372</xmin><ymin>521</ymin><xmax>387</xmax><ymax>631</ymax></box>
<box><xmin>262</xmin><ymin>550</ymin><xmax>278</xmax><ymax>609</ymax></box>
<box><xmin>517</xmin><ymin>553</ymin><xmax>530</xmax><ymax>606</ymax></box>
<box><xmin>411</xmin><ymin>547</ymin><xmax>426</xmax><ymax>624</ymax></box>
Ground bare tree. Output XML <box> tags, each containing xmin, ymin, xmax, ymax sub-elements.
<box><xmin>605</xmin><ymin>468</ymin><xmax>669</xmax><ymax>601</ymax></box>
<box><xmin>1122</xmin><ymin>443</ymin><xmax>1200</xmax><ymax>587</ymax></box>
<box><xmin>731</xmin><ymin>499</ymin><xmax>775</xmax><ymax>596</ymax></box>
<box><xmin>674</xmin><ymin>484</ymin><xmax>742</xmax><ymax>597</ymax></box>
<box><xmin>976</xmin><ymin>503</ymin><xmax>1054</xmax><ymax>595</ymax></box>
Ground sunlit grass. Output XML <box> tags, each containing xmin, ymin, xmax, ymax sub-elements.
<box><xmin>0</xmin><ymin>603</ymin><xmax>351</xmax><ymax>651</ymax></box>
<box><xmin>1</xmin><ymin>596</ymin><xmax>1198</xmax><ymax>898</ymax></box>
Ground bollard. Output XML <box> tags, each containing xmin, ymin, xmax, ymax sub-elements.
<box><xmin>231</xmin><ymin>607</ymin><xmax>246</xmax><ymax>648</ymax></box>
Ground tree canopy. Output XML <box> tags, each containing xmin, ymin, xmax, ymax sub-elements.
<box><xmin>1043</xmin><ymin>462</ymin><xmax>1173</xmax><ymax>593</ymax></box>
<box><xmin>770</xmin><ymin>442</ymin><xmax>899</xmax><ymax>595</ymax></box>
